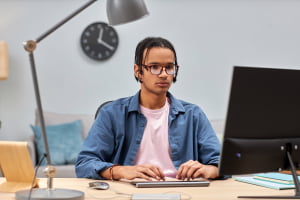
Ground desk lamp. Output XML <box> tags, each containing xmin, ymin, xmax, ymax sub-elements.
<box><xmin>15</xmin><ymin>0</ymin><xmax>148</xmax><ymax>200</ymax></box>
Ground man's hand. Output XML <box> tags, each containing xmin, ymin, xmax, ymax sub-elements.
<box><xmin>176</xmin><ymin>160</ymin><xmax>219</xmax><ymax>180</ymax></box>
<box><xmin>101</xmin><ymin>164</ymin><xmax>165</xmax><ymax>181</ymax></box>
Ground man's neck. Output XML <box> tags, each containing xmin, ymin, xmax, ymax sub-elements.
<box><xmin>139</xmin><ymin>91</ymin><xmax>167</xmax><ymax>110</ymax></box>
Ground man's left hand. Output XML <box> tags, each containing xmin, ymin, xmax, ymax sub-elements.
<box><xmin>176</xmin><ymin>160</ymin><xmax>218</xmax><ymax>180</ymax></box>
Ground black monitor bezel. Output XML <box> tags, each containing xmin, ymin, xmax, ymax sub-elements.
<box><xmin>219</xmin><ymin>66</ymin><xmax>300</xmax><ymax>176</ymax></box>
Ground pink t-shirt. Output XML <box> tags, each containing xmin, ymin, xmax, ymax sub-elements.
<box><xmin>134</xmin><ymin>99</ymin><xmax>177</xmax><ymax>178</ymax></box>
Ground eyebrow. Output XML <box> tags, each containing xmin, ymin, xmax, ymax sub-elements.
<box><xmin>147</xmin><ymin>62</ymin><xmax>174</xmax><ymax>65</ymax></box>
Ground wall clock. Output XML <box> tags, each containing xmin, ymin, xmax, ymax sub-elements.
<box><xmin>80</xmin><ymin>22</ymin><xmax>119</xmax><ymax>61</ymax></box>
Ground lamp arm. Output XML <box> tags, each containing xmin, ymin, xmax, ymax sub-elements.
<box><xmin>37</xmin><ymin>0</ymin><xmax>97</xmax><ymax>43</ymax></box>
<box><xmin>23</xmin><ymin>0</ymin><xmax>98</xmax><ymax>190</ymax></box>
<box><xmin>24</xmin><ymin>0</ymin><xmax>97</xmax><ymax>53</ymax></box>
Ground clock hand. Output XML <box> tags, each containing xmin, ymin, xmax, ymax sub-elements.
<box><xmin>97</xmin><ymin>27</ymin><xmax>104</xmax><ymax>43</ymax></box>
<box><xmin>99</xmin><ymin>40</ymin><xmax>115</xmax><ymax>51</ymax></box>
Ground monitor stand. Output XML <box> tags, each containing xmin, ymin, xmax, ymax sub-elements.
<box><xmin>238</xmin><ymin>149</ymin><xmax>300</xmax><ymax>199</ymax></box>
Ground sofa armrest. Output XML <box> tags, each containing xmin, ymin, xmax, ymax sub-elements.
<box><xmin>27</xmin><ymin>138</ymin><xmax>37</xmax><ymax>166</ymax></box>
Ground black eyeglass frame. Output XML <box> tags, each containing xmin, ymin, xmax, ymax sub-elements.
<box><xmin>141</xmin><ymin>64</ymin><xmax>179</xmax><ymax>75</ymax></box>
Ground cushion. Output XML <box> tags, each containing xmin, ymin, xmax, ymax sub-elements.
<box><xmin>35</xmin><ymin>110</ymin><xmax>94</xmax><ymax>138</ymax></box>
<box><xmin>31</xmin><ymin>120</ymin><xmax>83</xmax><ymax>165</ymax></box>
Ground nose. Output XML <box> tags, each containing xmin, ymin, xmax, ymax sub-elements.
<box><xmin>159</xmin><ymin>67</ymin><xmax>169</xmax><ymax>76</ymax></box>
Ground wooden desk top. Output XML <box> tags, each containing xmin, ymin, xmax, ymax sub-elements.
<box><xmin>0</xmin><ymin>177</ymin><xmax>296</xmax><ymax>199</ymax></box>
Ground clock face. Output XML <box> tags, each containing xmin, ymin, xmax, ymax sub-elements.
<box><xmin>80</xmin><ymin>22</ymin><xmax>119</xmax><ymax>61</ymax></box>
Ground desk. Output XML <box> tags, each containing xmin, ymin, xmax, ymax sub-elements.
<box><xmin>0</xmin><ymin>178</ymin><xmax>296</xmax><ymax>199</ymax></box>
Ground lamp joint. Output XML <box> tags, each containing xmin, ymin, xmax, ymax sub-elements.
<box><xmin>23</xmin><ymin>40</ymin><xmax>37</xmax><ymax>52</ymax></box>
<box><xmin>43</xmin><ymin>165</ymin><xmax>57</xmax><ymax>178</ymax></box>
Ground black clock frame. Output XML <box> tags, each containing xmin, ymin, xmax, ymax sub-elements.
<box><xmin>80</xmin><ymin>22</ymin><xmax>119</xmax><ymax>61</ymax></box>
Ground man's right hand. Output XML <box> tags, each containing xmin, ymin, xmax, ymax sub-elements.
<box><xmin>101</xmin><ymin>164</ymin><xmax>165</xmax><ymax>181</ymax></box>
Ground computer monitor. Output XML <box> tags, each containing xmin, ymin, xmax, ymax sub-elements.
<box><xmin>219</xmin><ymin>66</ymin><xmax>300</xmax><ymax>198</ymax></box>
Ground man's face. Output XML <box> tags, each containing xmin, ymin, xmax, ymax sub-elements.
<box><xmin>135</xmin><ymin>47</ymin><xmax>175</xmax><ymax>96</ymax></box>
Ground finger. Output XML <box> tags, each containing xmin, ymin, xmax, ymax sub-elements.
<box><xmin>177</xmin><ymin>165</ymin><xmax>187</xmax><ymax>180</ymax></box>
<box><xmin>140</xmin><ymin>166</ymin><xmax>163</xmax><ymax>181</ymax></box>
<box><xmin>150</xmin><ymin>166</ymin><xmax>165</xmax><ymax>180</ymax></box>
<box><xmin>176</xmin><ymin>162</ymin><xmax>188</xmax><ymax>179</ymax></box>
<box><xmin>177</xmin><ymin>165</ymin><xmax>190</xmax><ymax>180</ymax></box>
<box><xmin>142</xmin><ymin>164</ymin><xmax>165</xmax><ymax>181</ymax></box>
<box><xmin>176</xmin><ymin>160</ymin><xmax>194</xmax><ymax>180</ymax></box>
<box><xmin>185</xmin><ymin>164</ymin><xmax>200</xmax><ymax>181</ymax></box>
<box><xmin>134</xmin><ymin>166</ymin><xmax>156</xmax><ymax>181</ymax></box>
<box><xmin>136</xmin><ymin>172</ymin><xmax>154</xmax><ymax>181</ymax></box>
<box><xmin>176</xmin><ymin>165</ymin><xmax>183</xmax><ymax>179</ymax></box>
<box><xmin>193</xmin><ymin>165</ymin><xmax>219</xmax><ymax>179</ymax></box>
<box><xmin>156</xmin><ymin>167</ymin><xmax>166</xmax><ymax>181</ymax></box>
<box><xmin>192</xmin><ymin>168</ymin><xmax>204</xmax><ymax>179</ymax></box>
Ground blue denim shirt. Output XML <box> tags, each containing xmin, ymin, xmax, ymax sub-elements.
<box><xmin>75</xmin><ymin>91</ymin><xmax>220</xmax><ymax>179</ymax></box>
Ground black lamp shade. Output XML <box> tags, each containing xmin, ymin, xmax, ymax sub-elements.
<box><xmin>107</xmin><ymin>0</ymin><xmax>149</xmax><ymax>25</ymax></box>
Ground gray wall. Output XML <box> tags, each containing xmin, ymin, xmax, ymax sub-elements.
<box><xmin>1</xmin><ymin>0</ymin><xmax>300</xmax><ymax>140</ymax></box>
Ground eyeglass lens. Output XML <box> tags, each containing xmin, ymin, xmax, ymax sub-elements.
<box><xmin>144</xmin><ymin>64</ymin><xmax>176</xmax><ymax>75</ymax></box>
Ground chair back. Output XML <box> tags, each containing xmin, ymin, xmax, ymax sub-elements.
<box><xmin>94</xmin><ymin>100</ymin><xmax>113</xmax><ymax>119</ymax></box>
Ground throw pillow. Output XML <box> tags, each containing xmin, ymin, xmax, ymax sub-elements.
<box><xmin>31</xmin><ymin>120</ymin><xmax>83</xmax><ymax>165</ymax></box>
<box><xmin>34</xmin><ymin>110</ymin><xmax>93</xmax><ymax>138</ymax></box>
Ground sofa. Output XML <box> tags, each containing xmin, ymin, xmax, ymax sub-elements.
<box><xmin>29</xmin><ymin>110</ymin><xmax>225</xmax><ymax>178</ymax></box>
<box><xmin>29</xmin><ymin>110</ymin><xmax>94</xmax><ymax>178</ymax></box>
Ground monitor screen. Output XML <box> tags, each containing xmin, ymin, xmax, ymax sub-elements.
<box><xmin>219</xmin><ymin>66</ymin><xmax>300</xmax><ymax>176</ymax></box>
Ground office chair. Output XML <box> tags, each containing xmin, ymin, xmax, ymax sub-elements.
<box><xmin>94</xmin><ymin>100</ymin><xmax>113</xmax><ymax>119</ymax></box>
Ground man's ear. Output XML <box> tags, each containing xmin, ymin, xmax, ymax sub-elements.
<box><xmin>134</xmin><ymin>64</ymin><xmax>143</xmax><ymax>83</ymax></box>
<box><xmin>134</xmin><ymin>64</ymin><xmax>140</xmax><ymax>79</ymax></box>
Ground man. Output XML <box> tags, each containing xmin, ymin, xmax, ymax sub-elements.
<box><xmin>75</xmin><ymin>37</ymin><xmax>220</xmax><ymax>181</ymax></box>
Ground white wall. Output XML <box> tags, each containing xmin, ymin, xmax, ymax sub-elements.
<box><xmin>1</xmin><ymin>0</ymin><xmax>300</xmax><ymax>140</ymax></box>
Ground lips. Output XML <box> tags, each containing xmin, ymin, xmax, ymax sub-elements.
<box><xmin>156</xmin><ymin>81</ymin><xmax>169</xmax><ymax>87</ymax></box>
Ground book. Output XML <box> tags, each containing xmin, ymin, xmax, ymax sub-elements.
<box><xmin>234</xmin><ymin>176</ymin><xmax>295</xmax><ymax>190</ymax></box>
<box><xmin>253</xmin><ymin>172</ymin><xmax>300</xmax><ymax>184</ymax></box>
<box><xmin>281</xmin><ymin>170</ymin><xmax>300</xmax><ymax>175</ymax></box>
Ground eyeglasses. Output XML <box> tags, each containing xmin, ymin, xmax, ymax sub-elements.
<box><xmin>142</xmin><ymin>64</ymin><xmax>178</xmax><ymax>75</ymax></box>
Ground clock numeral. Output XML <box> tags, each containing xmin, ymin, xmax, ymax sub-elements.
<box><xmin>90</xmin><ymin>26</ymin><xmax>95</xmax><ymax>31</ymax></box>
<box><xmin>85</xmin><ymin>31</ymin><xmax>91</xmax><ymax>37</ymax></box>
<box><xmin>84</xmin><ymin>45</ymin><xmax>90</xmax><ymax>51</ymax></box>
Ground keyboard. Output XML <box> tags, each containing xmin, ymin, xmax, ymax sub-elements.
<box><xmin>131</xmin><ymin>180</ymin><xmax>210</xmax><ymax>188</ymax></box>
